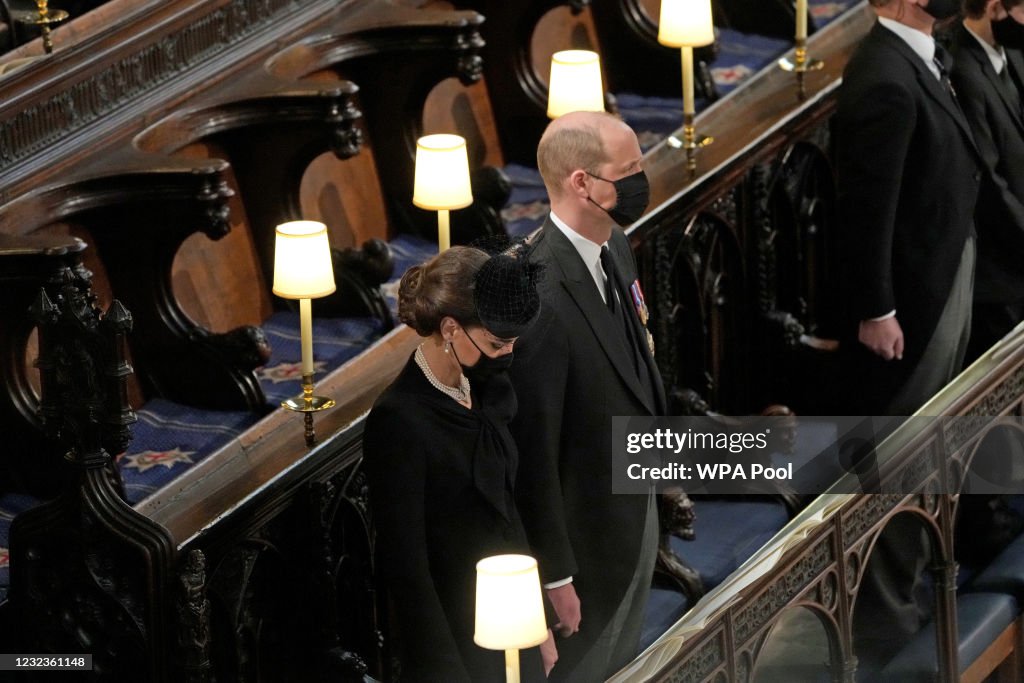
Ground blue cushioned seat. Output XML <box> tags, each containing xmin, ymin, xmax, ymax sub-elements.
<box><xmin>968</xmin><ymin>532</ymin><xmax>1024</xmax><ymax>603</ymax></box>
<box><xmin>639</xmin><ymin>587</ymin><xmax>691</xmax><ymax>651</ymax></box>
<box><xmin>879</xmin><ymin>592</ymin><xmax>1019</xmax><ymax>682</ymax></box>
<box><xmin>670</xmin><ymin>499</ymin><xmax>790</xmax><ymax>589</ymax></box>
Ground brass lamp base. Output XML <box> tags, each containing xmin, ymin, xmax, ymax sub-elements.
<box><xmin>667</xmin><ymin>115</ymin><xmax>714</xmax><ymax>177</ymax></box>
<box><xmin>778</xmin><ymin>55</ymin><xmax>825</xmax><ymax>72</ymax></box>
<box><xmin>281</xmin><ymin>373</ymin><xmax>336</xmax><ymax>447</ymax></box>
<box><xmin>281</xmin><ymin>395</ymin><xmax>336</xmax><ymax>412</ymax></box>
<box><xmin>13</xmin><ymin>8</ymin><xmax>69</xmax><ymax>54</ymax></box>
<box><xmin>778</xmin><ymin>44</ymin><xmax>825</xmax><ymax>100</ymax></box>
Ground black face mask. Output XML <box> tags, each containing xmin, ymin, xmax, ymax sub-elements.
<box><xmin>921</xmin><ymin>0</ymin><xmax>958</xmax><ymax>19</ymax></box>
<box><xmin>993</xmin><ymin>16</ymin><xmax>1024</xmax><ymax>50</ymax></box>
<box><xmin>453</xmin><ymin>329</ymin><xmax>514</xmax><ymax>382</ymax></box>
<box><xmin>586</xmin><ymin>169</ymin><xmax>650</xmax><ymax>227</ymax></box>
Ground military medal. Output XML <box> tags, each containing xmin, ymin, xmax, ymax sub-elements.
<box><xmin>629</xmin><ymin>280</ymin><xmax>649</xmax><ymax>326</ymax></box>
<box><xmin>630</xmin><ymin>280</ymin><xmax>655</xmax><ymax>356</ymax></box>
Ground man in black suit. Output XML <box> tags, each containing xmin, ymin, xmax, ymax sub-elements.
<box><xmin>948</xmin><ymin>0</ymin><xmax>1024</xmax><ymax>359</ymax></box>
<box><xmin>835</xmin><ymin>0</ymin><xmax>982</xmax><ymax>417</ymax></box>
<box><xmin>836</xmin><ymin>0</ymin><xmax>983</xmax><ymax>667</ymax></box>
<box><xmin>509</xmin><ymin>111</ymin><xmax>666</xmax><ymax>682</ymax></box>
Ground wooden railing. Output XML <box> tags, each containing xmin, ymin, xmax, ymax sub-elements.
<box><xmin>610</xmin><ymin>324</ymin><xmax>1024</xmax><ymax>682</ymax></box>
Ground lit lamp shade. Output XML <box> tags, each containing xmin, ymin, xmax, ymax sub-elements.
<box><xmin>474</xmin><ymin>555</ymin><xmax>548</xmax><ymax>650</ymax></box>
<box><xmin>413</xmin><ymin>134</ymin><xmax>474</xmax><ymax>211</ymax></box>
<box><xmin>547</xmin><ymin>50</ymin><xmax>605</xmax><ymax>119</ymax></box>
<box><xmin>272</xmin><ymin>220</ymin><xmax>337</xmax><ymax>299</ymax></box>
<box><xmin>657</xmin><ymin>0</ymin><xmax>715</xmax><ymax>47</ymax></box>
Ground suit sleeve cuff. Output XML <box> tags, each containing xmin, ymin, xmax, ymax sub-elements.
<box><xmin>866</xmin><ymin>309</ymin><xmax>896</xmax><ymax>322</ymax></box>
<box><xmin>543</xmin><ymin>577</ymin><xmax>573</xmax><ymax>590</ymax></box>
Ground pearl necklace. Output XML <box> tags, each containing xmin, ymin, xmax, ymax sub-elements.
<box><xmin>415</xmin><ymin>345</ymin><xmax>471</xmax><ymax>404</ymax></box>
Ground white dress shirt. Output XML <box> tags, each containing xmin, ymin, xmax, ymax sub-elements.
<box><xmin>964</xmin><ymin>23</ymin><xmax>1008</xmax><ymax>75</ymax></box>
<box><xmin>550</xmin><ymin>210</ymin><xmax>612</xmax><ymax>305</ymax></box>
<box><xmin>878</xmin><ymin>17</ymin><xmax>942</xmax><ymax>80</ymax></box>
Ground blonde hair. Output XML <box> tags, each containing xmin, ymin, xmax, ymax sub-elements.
<box><xmin>537</xmin><ymin>113</ymin><xmax>623</xmax><ymax>197</ymax></box>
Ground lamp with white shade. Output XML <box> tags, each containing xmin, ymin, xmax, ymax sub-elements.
<box><xmin>657</xmin><ymin>0</ymin><xmax>715</xmax><ymax>174</ymax></box>
<box><xmin>413</xmin><ymin>134</ymin><xmax>474</xmax><ymax>252</ymax></box>
<box><xmin>547</xmin><ymin>49</ymin><xmax>606</xmax><ymax>119</ymax></box>
<box><xmin>475</xmin><ymin>554</ymin><xmax>548</xmax><ymax>683</ymax></box>
<box><xmin>273</xmin><ymin>220</ymin><xmax>337</xmax><ymax>447</ymax></box>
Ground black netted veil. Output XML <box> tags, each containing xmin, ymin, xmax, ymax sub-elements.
<box><xmin>472</xmin><ymin>243</ymin><xmax>542</xmax><ymax>339</ymax></box>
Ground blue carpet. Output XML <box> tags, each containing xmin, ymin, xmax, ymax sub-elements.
<box><xmin>118</xmin><ymin>399</ymin><xmax>259</xmax><ymax>504</ymax></box>
<box><xmin>502</xmin><ymin>164</ymin><xmax>550</xmax><ymax>239</ymax></box>
<box><xmin>257</xmin><ymin>312</ymin><xmax>386</xmax><ymax>406</ymax></box>
<box><xmin>380</xmin><ymin>233</ymin><xmax>440</xmax><ymax>319</ymax></box>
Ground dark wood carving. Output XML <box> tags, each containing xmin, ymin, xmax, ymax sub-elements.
<box><xmin>195</xmin><ymin>461</ymin><xmax>380</xmax><ymax>681</ymax></box>
<box><xmin>449</xmin><ymin>0</ymin><xmax>591</xmax><ymax>165</ymax></box>
<box><xmin>284</xmin><ymin>3</ymin><xmax>508</xmax><ymax>244</ymax></box>
<box><xmin>5</xmin><ymin>161</ymin><xmax>273</xmax><ymax>412</ymax></box>
<box><xmin>139</xmin><ymin>82</ymin><xmax>366</xmax><ymax>299</ymax></box>
<box><xmin>308</xmin><ymin>464</ymin><xmax>381</xmax><ymax>680</ymax></box>
<box><xmin>8</xmin><ymin>269</ymin><xmax>177</xmax><ymax>680</ymax></box>
<box><xmin>642</xmin><ymin>209</ymin><xmax>748</xmax><ymax>413</ymax></box>
<box><xmin>0</xmin><ymin>0</ymin><xmax>360</xmax><ymax>190</ymax></box>
<box><xmin>177</xmin><ymin>549</ymin><xmax>213</xmax><ymax>683</ymax></box>
<box><xmin>0</xmin><ymin>232</ymin><xmax>88</xmax><ymax>495</ymax></box>
<box><xmin>314</xmin><ymin>239</ymin><xmax>396</xmax><ymax>327</ymax></box>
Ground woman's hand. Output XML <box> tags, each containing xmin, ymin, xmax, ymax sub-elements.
<box><xmin>540</xmin><ymin>628</ymin><xmax>558</xmax><ymax>676</ymax></box>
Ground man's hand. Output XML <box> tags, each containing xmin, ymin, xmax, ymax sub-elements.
<box><xmin>546</xmin><ymin>583</ymin><xmax>581</xmax><ymax>637</ymax></box>
<box><xmin>540</xmin><ymin>629</ymin><xmax>558</xmax><ymax>676</ymax></box>
<box><xmin>859</xmin><ymin>317</ymin><xmax>904</xmax><ymax>360</ymax></box>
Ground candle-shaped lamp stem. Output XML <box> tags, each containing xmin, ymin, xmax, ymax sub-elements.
<box><xmin>796</xmin><ymin>0</ymin><xmax>808</xmax><ymax>42</ymax></box>
<box><xmin>299</xmin><ymin>297</ymin><xmax>314</xmax><ymax>377</ymax></box>
<box><xmin>438</xmin><ymin>209</ymin><xmax>451</xmax><ymax>253</ymax></box>
<box><xmin>682</xmin><ymin>46</ymin><xmax>695</xmax><ymax>117</ymax></box>
<box><xmin>505</xmin><ymin>649</ymin><xmax>520</xmax><ymax>683</ymax></box>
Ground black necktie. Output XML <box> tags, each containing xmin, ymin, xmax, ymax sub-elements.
<box><xmin>999</xmin><ymin>62</ymin><xmax>1023</xmax><ymax>118</ymax></box>
<box><xmin>933</xmin><ymin>45</ymin><xmax>958</xmax><ymax>102</ymax></box>
<box><xmin>599</xmin><ymin>246</ymin><xmax>617</xmax><ymax>313</ymax></box>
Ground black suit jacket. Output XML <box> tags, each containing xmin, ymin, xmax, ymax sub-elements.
<box><xmin>509</xmin><ymin>218</ymin><xmax>665</xmax><ymax>671</ymax></box>
<box><xmin>834</xmin><ymin>21</ymin><xmax>982</xmax><ymax>410</ymax></box>
<box><xmin>948</xmin><ymin>23</ymin><xmax>1024</xmax><ymax>306</ymax></box>
<box><xmin>364</xmin><ymin>357</ymin><xmax>544</xmax><ymax>682</ymax></box>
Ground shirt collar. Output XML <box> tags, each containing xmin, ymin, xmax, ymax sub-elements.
<box><xmin>549</xmin><ymin>210</ymin><xmax>606</xmax><ymax>269</ymax></box>
<box><xmin>879</xmin><ymin>17</ymin><xmax>939</xmax><ymax>75</ymax></box>
<box><xmin>964</xmin><ymin>22</ymin><xmax>1007</xmax><ymax>75</ymax></box>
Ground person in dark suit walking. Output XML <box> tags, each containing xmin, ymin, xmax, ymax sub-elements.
<box><xmin>947</xmin><ymin>0</ymin><xmax>1024</xmax><ymax>359</ymax></box>
<box><xmin>835</xmin><ymin>0</ymin><xmax>984</xmax><ymax>669</ymax></box>
<box><xmin>508</xmin><ymin>111</ymin><xmax>666</xmax><ymax>682</ymax></box>
<box><xmin>835</xmin><ymin>0</ymin><xmax>983</xmax><ymax>417</ymax></box>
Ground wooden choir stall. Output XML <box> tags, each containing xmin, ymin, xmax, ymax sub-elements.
<box><xmin>1</xmin><ymin>1</ymin><xmax>1024</xmax><ymax>681</ymax></box>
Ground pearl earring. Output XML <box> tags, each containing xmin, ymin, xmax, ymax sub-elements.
<box><xmin>444</xmin><ymin>340</ymin><xmax>451</xmax><ymax>354</ymax></box>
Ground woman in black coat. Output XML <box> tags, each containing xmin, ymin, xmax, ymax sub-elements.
<box><xmin>363</xmin><ymin>246</ymin><xmax>551</xmax><ymax>682</ymax></box>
